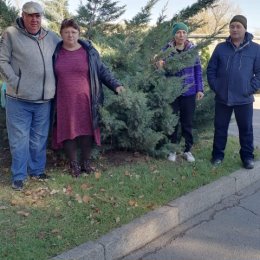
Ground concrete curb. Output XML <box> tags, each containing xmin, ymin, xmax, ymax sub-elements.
<box><xmin>52</xmin><ymin>161</ymin><xmax>260</xmax><ymax>260</ymax></box>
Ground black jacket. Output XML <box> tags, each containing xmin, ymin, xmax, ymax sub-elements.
<box><xmin>52</xmin><ymin>39</ymin><xmax>121</xmax><ymax>129</ymax></box>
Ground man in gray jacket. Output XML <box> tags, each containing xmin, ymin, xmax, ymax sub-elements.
<box><xmin>0</xmin><ymin>1</ymin><xmax>60</xmax><ymax>190</ymax></box>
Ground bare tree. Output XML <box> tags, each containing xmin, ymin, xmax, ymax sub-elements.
<box><xmin>189</xmin><ymin>0</ymin><xmax>241</xmax><ymax>35</ymax></box>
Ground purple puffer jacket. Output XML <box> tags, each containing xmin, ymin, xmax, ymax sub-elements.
<box><xmin>162</xmin><ymin>40</ymin><xmax>204</xmax><ymax>96</ymax></box>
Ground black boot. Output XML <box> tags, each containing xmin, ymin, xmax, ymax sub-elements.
<box><xmin>81</xmin><ymin>160</ymin><xmax>94</xmax><ymax>174</ymax></box>
<box><xmin>69</xmin><ymin>160</ymin><xmax>81</xmax><ymax>177</ymax></box>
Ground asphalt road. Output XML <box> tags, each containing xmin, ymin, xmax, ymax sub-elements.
<box><xmin>123</xmin><ymin>180</ymin><xmax>260</xmax><ymax>260</ymax></box>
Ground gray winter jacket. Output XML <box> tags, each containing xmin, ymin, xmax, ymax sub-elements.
<box><xmin>0</xmin><ymin>18</ymin><xmax>60</xmax><ymax>102</ymax></box>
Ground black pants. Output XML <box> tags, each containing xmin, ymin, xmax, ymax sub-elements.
<box><xmin>212</xmin><ymin>102</ymin><xmax>254</xmax><ymax>162</ymax></box>
<box><xmin>170</xmin><ymin>95</ymin><xmax>196</xmax><ymax>152</ymax></box>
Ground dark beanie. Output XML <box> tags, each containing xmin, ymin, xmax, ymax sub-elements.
<box><xmin>172</xmin><ymin>22</ymin><xmax>189</xmax><ymax>36</ymax></box>
<box><xmin>230</xmin><ymin>15</ymin><xmax>247</xmax><ymax>29</ymax></box>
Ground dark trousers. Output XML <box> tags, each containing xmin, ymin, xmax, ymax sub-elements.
<box><xmin>170</xmin><ymin>95</ymin><xmax>196</xmax><ymax>152</ymax></box>
<box><xmin>212</xmin><ymin>102</ymin><xmax>254</xmax><ymax>162</ymax></box>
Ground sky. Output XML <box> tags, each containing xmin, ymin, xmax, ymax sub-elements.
<box><xmin>10</xmin><ymin>0</ymin><xmax>260</xmax><ymax>33</ymax></box>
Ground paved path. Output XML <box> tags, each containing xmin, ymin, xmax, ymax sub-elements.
<box><xmin>123</xmin><ymin>181</ymin><xmax>260</xmax><ymax>260</ymax></box>
<box><xmin>229</xmin><ymin>95</ymin><xmax>260</xmax><ymax>147</ymax></box>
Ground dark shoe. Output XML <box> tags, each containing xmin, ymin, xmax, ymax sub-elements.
<box><xmin>81</xmin><ymin>160</ymin><xmax>94</xmax><ymax>174</ymax></box>
<box><xmin>30</xmin><ymin>173</ymin><xmax>50</xmax><ymax>180</ymax></box>
<box><xmin>211</xmin><ymin>158</ymin><xmax>222</xmax><ymax>166</ymax></box>
<box><xmin>243</xmin><ymin>160</ymin><xmax>254</xmax><ymax>170</ymax></box>
<box><xmin>69</xmin><ymin>160</ymin><xmax>81</xmax><ymax>177</ymax></box>
<box><xmin>37</xmin><ymin>173</ymin><xmax>50</xmax><ymax>180</ymax></box>
<box><xmin>12</xmin><ymin>180</ymin><xmax>24</xmax><ymax>191</ymax></box>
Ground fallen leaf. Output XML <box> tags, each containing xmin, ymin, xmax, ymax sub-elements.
<box><xmin>11</xmin><ymin>199</ymin><xmax>19</xmax><ymax>206</ymax></box>
<box><xmin>115</xmin><ymin>216</ymin><xmax>120</xmax><ymax>223</ymax></box>
<box><xmin>146</xmin><ymin>203</ymin><xmax>156</xmax><ymax>210</ymax></box>
<box><xmin>17</xmin><ymin>211</ymin><xmax>30</xmax><ymax>217</ymax></box>
<box><xmin>75</xmin><ymin>194</ymin><xmax>82</xmax><ymax>203</ymax></box>
<box><xmin>124</xmin><ymin>171</ymin><xmax>131</xmax><ymax>177</ymax></box>
<box><xmin>0</xmin><ymin>206</ymin><xmax>8</xmax><ymax>210</ymax></box>
<box><xmin>82</xmin><ymin>195</ymin><xmax>91</xmax><ymax>204</ymax></box>
<box><xmin>24</xmin><ymin>190</ymin><xmax>32</xmax><ymax>196</ymax></box>
<box><xmin>128</xmin><ymin>199</ymin><xmax>138</xmax><ymax>207</ymax></box>
<box><xmin>50</xmin><ymin>189</ymin><xmax>60</xmax><ymax>195</ymax></box>
<box><xmin>81</xmin><ymin>183</ymin><xmax>91</xmax><ymax>190</ymax></box>
<box><xmin>99</xmin><ymin>188</ymin><xmax>106</xmax><ymax>192</ymax></box>
<box><xmin>64</xmin><ymin>185</ymin><xmax>73</xmax><ymax>195</ymax></box>
<box><xmin>93</xmin><ymin>207</ymin><xmax>100</xmax><ymax>213</ymax></box>
<box><xmin>94</xmin><ymin>172</ymin><xmax>101</xmax><ymax>180</ymax></box>
<box><xmin>51</xmin><ymin>229</ymin><xmax>60</xmax><ymax>234</ymax></box>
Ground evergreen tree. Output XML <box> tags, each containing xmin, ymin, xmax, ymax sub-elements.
<box><xmin>126</xmin><ymin>0</ymin><xmax>159</xmax><ymax>27</ymax></box>
<box><xmin>96</xmin><ymin>0</ymin><xmax>220</xmax><ymax>156</ymax></box>
<box><xmin>41</xmin><ymin>0</ymin><xmax>70</xmax><ymax>34</ymax></box>
<box><xmin>0</xmin><ymin>0</ymin><xmax>18</xmax><ymax>34</ymax></box>
<box><xmin>76</xmin><ymin>0</ymin><xmax>126</xmax><ymax>39</ymax></box>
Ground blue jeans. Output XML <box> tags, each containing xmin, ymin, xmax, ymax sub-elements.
<box><xmin>5</xmin><ymin>97</ymin><xmax>51</xmax><ymax>181</ymax></box>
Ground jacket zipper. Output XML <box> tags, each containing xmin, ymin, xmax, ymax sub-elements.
<box><xmin>36</xmin><ymin>41</ymin><xmax>46</xmax><ymax>100</ymax></box>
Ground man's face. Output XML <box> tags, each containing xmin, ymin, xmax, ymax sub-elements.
<box><xmin>22</xmin><ymin>12</ymin><xmax>42</xmax><ymax>34</ymax></box>
<box><xmin>229</xmin><ymin>22</ymin><xmax>246</xmax><ymax>42</ymax></box>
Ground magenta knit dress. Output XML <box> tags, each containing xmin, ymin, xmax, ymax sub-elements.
<box><xmin>53</xmin><ymin>47</ymin><xmax>100</xmax><ymax>148</ymax></box>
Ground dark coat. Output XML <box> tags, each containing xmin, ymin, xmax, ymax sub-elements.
<box><xmin>52</xmin><ymin>39</ymin><xmax>121</xmax><ymax>129</ymax></box>
<box><xmin>207</xmin><ymin>32</ymin><xmax>260</xmax><ymax>106</ymax></box>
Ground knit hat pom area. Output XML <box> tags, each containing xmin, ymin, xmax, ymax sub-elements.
<box><xmin>172</xmin><ymin>22</ymin><xmax>189</xmax><ymax>36</ymax></box>
<box><xmin>230</xmin><ymin>15</ymin><xmax>247</xmax><ymax>29</ymax></box>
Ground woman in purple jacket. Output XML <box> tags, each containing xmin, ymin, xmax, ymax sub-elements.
<box><xmin>157</xmin><ymin>22</ymin><xmax>204</xmax><ymax>162</ymax></box>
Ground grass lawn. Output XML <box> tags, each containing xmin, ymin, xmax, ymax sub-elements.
<box><xmin>0</xmin><ymin>127</ymin><xmax>259</xmax><ymax>260</ymax></box>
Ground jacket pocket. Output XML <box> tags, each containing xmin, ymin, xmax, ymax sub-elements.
<box><xmin>242</xmin><ymin>80</ymin><xmax>253</xmax><ymax>97</ymax></box>
<box><xmin>16</xmin><ymin>69</ymin><xmax>21</xmax><ymax>95</ymax></box>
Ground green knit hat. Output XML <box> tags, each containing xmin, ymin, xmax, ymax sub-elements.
<box><xmin>172</xmin><ymin>22</ymin><xmax>189</xmax><ymax>36</ymax></box>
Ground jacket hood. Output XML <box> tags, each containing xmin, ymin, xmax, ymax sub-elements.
<box><xmin>15</xmin><ymin>17</ymin><xmax>48</xmax><ymax>39</ymax></box>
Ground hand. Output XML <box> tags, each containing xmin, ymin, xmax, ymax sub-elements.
<box><xmin>115</xmin><ymin>86</ymin><xmax>124</xmax><ymax>94</ymax></box>
<box><xmin>196</xmin><ymin>91</ymin><xmax>204</xmax><ymax>100</ymax></box>
<box><xmin>155</xmin><ymin>59</ymin><xmax>165</xmax><ymax>69</ymax></box>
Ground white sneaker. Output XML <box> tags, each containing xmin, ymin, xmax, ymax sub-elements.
<box><xmin>183</xmin><ymin>152</ymin><xmax>195</xmax><ymax>162</ymax></box>
<box><xmin>168</xmin><ymin>152</ymin><xmax>176</xmax><ymax>162</ymax></box>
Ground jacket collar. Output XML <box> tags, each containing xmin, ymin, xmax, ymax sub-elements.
<box><xmin>226</xmin><ymin>32</ymin><xmax>253</xmax><ymax>49</ymax></box>
<box><xmin>168</xmin><ymin>39</ymin><xmax>194</xmax><ymax>52</ymax></box>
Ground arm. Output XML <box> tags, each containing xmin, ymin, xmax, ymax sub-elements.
<box><xmin>194</xmin><ymin>56</ymin><xmax>204</xmax><ymax>100</ymax></box>
<box><xmin>206</xmin><ymin>46</ymin><xmax>219</xmax><ymax>92</ymax></box>
<box><xmin>0</xmin><ymin>30</ymin><xmax>20</xmax><ymax>88</ymax></box>
<box><xmin>250</xmin><ymin>45</ymin><xmax>260</xmax><ymax>94</ymax></box>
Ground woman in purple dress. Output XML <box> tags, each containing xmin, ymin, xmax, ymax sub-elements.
<box><xmin>52</xmin><ymin>19</ymin><xmax>124</xmax><ymax>177</ymax></box>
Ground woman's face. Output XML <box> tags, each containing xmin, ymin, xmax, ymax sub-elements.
<box><xmin>174</xmin><ymin>30</ymin><xmax>187</xmax><ymax>46</ymax></box>
<box><xmin>61</xmin><ymin>26</ymin><xmax>80</xmax><ymax>46</ymax></box>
